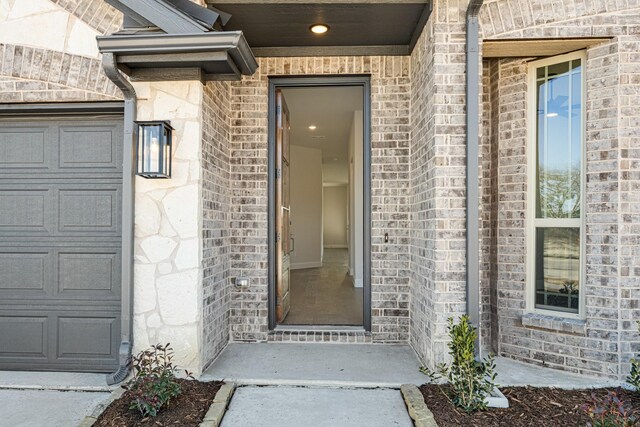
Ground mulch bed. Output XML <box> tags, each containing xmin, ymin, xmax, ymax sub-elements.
<box><xmin>94</xmin><ymin>379</ymin><xmax>222</xmax><ymax>427</ymax></box>
<box><xmin>420</xmin><ymin>384</ymin><xmax>640</xmax><ymax>427</ymax></box>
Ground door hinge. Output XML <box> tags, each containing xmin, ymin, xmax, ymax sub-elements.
<box><xmin>276</xmin><ymin>168</ymin><xmax>281</xmax><ymax>179</ymax></box>
<box><xmin>276</xmin><ymin>232</ymin><xmax>281</xmax><ymax>243</ymax></box>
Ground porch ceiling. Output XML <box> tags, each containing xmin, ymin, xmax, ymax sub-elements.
<box><xmin>207</xmin><ymin>1</ymin><xmax>431</xmax><ymax>56</ymax></box>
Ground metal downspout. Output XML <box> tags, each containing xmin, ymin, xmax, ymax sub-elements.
<box><xmin>102</xmin><ymin>52</ymin><xmax>137</xmax><ymax>385</ymax></box>
<box><xmin>466</xmin><ymin>0</ymin><xmax>484</xmax><ymax>340</ymax></box>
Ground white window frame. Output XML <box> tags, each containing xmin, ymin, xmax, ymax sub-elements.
<box><xmin>526</xmin><ymin>50</ymin><xmax>587</xmax><ymax>320</ymax></box>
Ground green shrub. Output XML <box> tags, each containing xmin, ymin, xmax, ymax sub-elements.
<box><xmin>581</xmin><ymin>390</ymin><xmax>637</xmax><ymax>427</ymax></box>
<box><xmin>125</xmin><ymin>343</ymin><xmax>183</xmax><ymax>417</ymax></box>
<box><xmin>420</xmin><ymin>315</ymin><xmax>497</xmax><ymax>413</ymax></box>
<box><xmin>627</xmin><ymin>321</ymin><xmax>640</xmax><ymax>393</ymax></box>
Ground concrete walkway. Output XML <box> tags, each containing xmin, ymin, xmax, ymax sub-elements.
<box><xmin>495</xmin><ymin>357</ymin><xmax>623</xmax><ymax>389</ymax></box>
<box><xmin>0</xmin><ymin>370</ymin><xmax>113</xmax><ymax>391</ymax></box>
<box><xmin>201</xmin><ymin>343</ymin><xmax>425</xmax><ymax>387</ymax></box>
<box><xmin>0</xmin><ymin>371</ymin><xmax>112</xmax><ymax>427</ymax></box>
<box><xmin>0</xmin><ymin>389</ymin><xmax>109</xmax><ymax>427</ymax></box>
<box><xmin>221</xmin><ymin>386</ymin><xmax>413</xmax><ymax>427</ymax></box>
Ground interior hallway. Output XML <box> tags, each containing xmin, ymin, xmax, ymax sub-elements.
<box><xmin>282</xmin><ymin>249</ymin><xmax>363</xmax><ymax>326</ymax></box>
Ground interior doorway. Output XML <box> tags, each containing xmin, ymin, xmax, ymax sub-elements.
<box><xmin>268</xmin><ymin>77</ymin><xmax>371</xmax><ymax>330</ymax></box>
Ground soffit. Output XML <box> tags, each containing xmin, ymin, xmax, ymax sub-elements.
<box><xmin>483</xmin><ymin>38</ymin><xmax>612</xmax><ymax>58</ymax></box>
<box><xmin>207</xmin><ymin>1</ymin><xmax>431</xmax><ymax>56</ymax></box>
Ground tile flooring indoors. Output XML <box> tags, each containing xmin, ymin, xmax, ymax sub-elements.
<box><xmin>282</xmin><ymin>249</ymin><xmax>363</xmax><ymax>325</ymax></box>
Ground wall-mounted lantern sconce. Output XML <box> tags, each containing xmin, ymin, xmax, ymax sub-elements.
<box><xmin>135</xmin><ymin>121</ymin><xmax>173</xmax><ymax>179</ymax></box>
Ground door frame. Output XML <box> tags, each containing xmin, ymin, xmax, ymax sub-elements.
<box><xmin>267</xmin><ymin>76</ymin><xmax>372</xmax><ymax>331</ymax></box>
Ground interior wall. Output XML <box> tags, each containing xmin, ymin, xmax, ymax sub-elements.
<box><xmin>290</xmin><ymin>145</ymin><xmax>323</xmax><ymax>269</ymax></box>
<box><xmin>348</xmin><ymin>110</ymin><xmax>364</xmax><ymax>288</ymax></box>
<box><xmin>323</xmin><ymin>185</ymin><xmax>348</xmax><ymax>248</ymax></box>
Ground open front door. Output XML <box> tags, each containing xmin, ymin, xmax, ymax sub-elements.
<box><xmin>276</xmin><ymin>89</ymin><xmax>291</xmax><ymax>322</ymax></box>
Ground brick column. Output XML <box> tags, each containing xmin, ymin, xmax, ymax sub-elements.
<box><xmin>410</xmin><ymin>0</ymin><xmax>469</xmax><ymax>368</ymax></box>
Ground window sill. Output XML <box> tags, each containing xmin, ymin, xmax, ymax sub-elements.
<box><xmin>521</xmin><ymin>312</ymin><xmax>586</xmax><ymax>335</ymax></box>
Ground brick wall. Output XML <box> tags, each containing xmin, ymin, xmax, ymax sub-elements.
<box><xmin>480</xmin><ymin>36</ymin><xmax>640</xmax><ymax>379</ymax></box>
<box><xmin>481</xmin><ymin>59</ymin><xmax>500</xmax><ymax>353</ymax></box>
<box><xmin>202</xmin><ymin>81</ymin><xmax>233</xmax><ymax>366</ymax></box>
<box><xmin>618</xmin><ymin>35</ymin><xmax>640</xmax><ymax>378</ymax></box>
<box><xmin>474</xmin><ymin>0</ymin><xmax>640</xmax><ymax>380</ymax></box>
<box><xmin>0</xmin><ymin>43</ymin><xmax>120</xmax><ymax>102</ymax></box>
<box><xmin>479</xmin><ymin>0</ymin><xmax>640</xmax><ymax>39</ymax></box>
<box><xmin>409</xmin><ymin>0</ymin><xmax>470</xmax><ymax>368</ymax></box>
<box><xmin>228</xmin><ymin>56</ymin><xmax>412</xmax><ymax>343</ymax></box>
<box><xmin>49</xmin><ymin>0</ymin><xmax>122</xmax><ymax>34</ymax></box>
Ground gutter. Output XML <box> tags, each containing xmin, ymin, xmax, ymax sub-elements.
<box><xmin>96</xmin><ymin>31</ymin><xmax>258</xmax><ymax>77</ymax></box>
<box><xmin>466</xmin><ymin>0</ymin><xmax>484</xmax><ymax>340</ymax></box>
<box><xmin>102</xmin><ymin>52</ymin><xmax>137</xmax><ymax>385</ymax></box>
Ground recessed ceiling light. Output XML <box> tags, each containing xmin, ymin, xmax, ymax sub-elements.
<box><xmin>546</xmin><ymin>112</ymin><xmax>559</xmax><ymax>118</ymax></box>
<box><xmin>310</xmin><ymin>24</ymin><xmax>329</xmax><ymax>35</ymax></box>
<box><xmin>308</xmin><ymin>125</ymin><xmax>317</xmax><ymax>130</ymax></box>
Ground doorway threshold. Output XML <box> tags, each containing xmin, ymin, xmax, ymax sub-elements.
<box><xmin>268</xmin><ymin>326</ymin><xmax>371</xmax><ymax>343</ymax></box>
<box><xmin>275</xmin><ymin>325</ymin><xmax>364</xmax><ymax>332</ymax></box>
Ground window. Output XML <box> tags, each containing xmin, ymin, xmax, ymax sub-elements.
<box><xmin>527</xmin><ymin>51</ymin><xmax>585</xmax><ymax>317</ymax></box>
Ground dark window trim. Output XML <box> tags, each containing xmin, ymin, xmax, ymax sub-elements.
<box><xmin>267</xmin><ymin>75</ymin><xmax>372</xmax><ymax>331</ymax></box>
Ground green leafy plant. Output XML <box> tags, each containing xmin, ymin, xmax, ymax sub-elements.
<box><xmin>124</xmin><ymin>343</ymin><xmax>185</xmax><ymax>417</ymax></box>
<box><xmin>627</xmin><ymin>321</ymin><xmax>640</xmax><ymax>393</ymax></box>
<box><xmin>420</xmin><ymin>315</ymin><xmax>497</xmax><ymax>413</ymax></box>
<box><xmin>581</xmin><ymin>390</ymin><xmax>637</xmax><ymax>427</ymax></box>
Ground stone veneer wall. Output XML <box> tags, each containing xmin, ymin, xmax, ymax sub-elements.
<box><xmin>202</xmin><ymin>81</ymin><xmax>233</xmax><ymax>366</ymax></box>
<box><xmin>478</xmin><ymin>0</ymin><xmax>640</xmax><ymax>379</ymax></box>
<box><xmin>409</xmin><ymin>0</ymin><xmax>470</xmax><ymax>369</ymax></box>
<box><xmin>228</xmin><ymin>56</ymin><xmax>412</xmax><ymax>343</ymax></box>
<box><xmin>132</xmin><ymin>81</ymin><xmax>205</xmax><ymax>374</ymax></box>
<box><xmin>0</xmin><ymin>0</ymin><xmax>121</xmax><ymax>102</ymax></box>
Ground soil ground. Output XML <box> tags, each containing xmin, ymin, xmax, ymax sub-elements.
<box><xmin>94</xmin><ymin>379</ymin><xmax>222</xmax><ymax>427</ymax></box>
<box><xmin>420</xmin><ymin>384</ymin><xmax>640</xmax><ymax>427</ymax></box>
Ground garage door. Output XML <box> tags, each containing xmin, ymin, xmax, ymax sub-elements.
<box><xmin>0</xmin><ymin>116</ymin><xmax>123</xmax><ymax>372</ymax></box>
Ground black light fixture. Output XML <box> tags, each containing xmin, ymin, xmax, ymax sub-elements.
<box><xmin>135</xmin><ymin>121</ymin><xmax>173</xmax><ymax>179</ymax></box>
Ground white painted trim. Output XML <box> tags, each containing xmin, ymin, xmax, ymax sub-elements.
<box><xmin>525</xmin><ymin>50</ymin><xmax>587</xmax><ymax>320</ymax></box>
<box><xmin>353</xmin><ymin>278</ymin><xmax>363</xmax><ymax>288</ymax></box>
<box><xmin>324</xmin><ymin>245</ymin><xmax>348</xmax><ymax>249</ymax></box>
<box><xmin>290</xmin><ymin>261</ymin><xmax>323</xmax><ymax>270</ymax></box>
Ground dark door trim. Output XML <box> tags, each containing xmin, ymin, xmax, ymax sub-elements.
<box><xmin>267</xmin><ymin>75</ymin><xmax>372</xmax><ymax>331</ymax></box>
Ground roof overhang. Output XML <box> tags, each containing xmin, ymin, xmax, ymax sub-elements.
<box><xmin>207</xmin><ymin>1</ymin><xmax>432</xmax><ymax>57</ymax></box>
<box><xmin>97</xmin><ymin>31</ymin><xmax>258</xmax><ymax>81</ymax></box>
<box><xmin>483</xmin><ymin>37</ymin><xmax>612</xmax><ymax>58</ymax></box>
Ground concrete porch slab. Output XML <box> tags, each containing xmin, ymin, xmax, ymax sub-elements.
<box><xmin>495</xmin><ymin>357</ymin><xmax>623</xmax><ymax>389</ymax></box>
<box><xmin>0</xmin><ymin>371</ymin><xmax>113</xmax><ymax>392</ymax></box>
<box><xmin>201</xmin><ymin>343</ymin><xmax>426</xmax><ymax>388</ymax></box>
<box><xmin>221</xmin><ymin>386</ymin><xmax>413</xmax><ymax>427</ymax></box>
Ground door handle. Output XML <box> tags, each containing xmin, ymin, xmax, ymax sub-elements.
<box><xmin>290</xmin><ymin>235</ymin><xmax>295</xmax><ymax>252</ymax></box>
